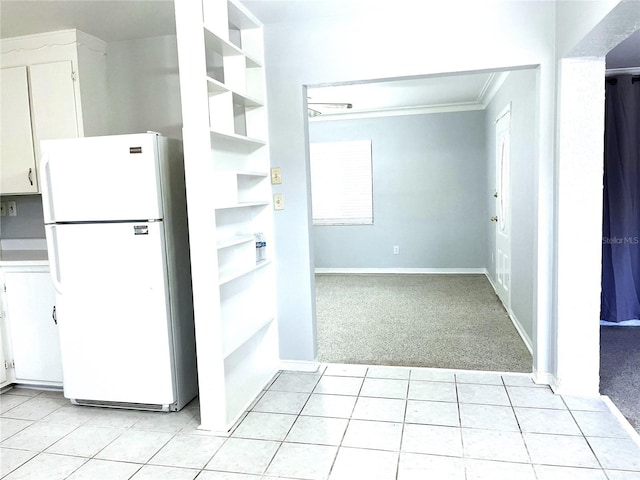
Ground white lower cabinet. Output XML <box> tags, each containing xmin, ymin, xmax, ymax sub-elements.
<box><xmin>1</xmin><ymin>267</ymin><xmax>63</xmax><ymax>387</ymax></box>
<box><xmin>0</xmin><ymin>320</ymin><xmax>8</xmax><ymax>385</ymax></box>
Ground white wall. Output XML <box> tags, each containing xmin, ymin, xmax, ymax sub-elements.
<box><xmin>310</xmin><ymin>111</ymin><xmax>486</xmax><ymax>269</ymax></box>
<box><xmin>555</xmin><ymin>0</ymin><xmax>625</xmax><ymax>57</ymax></box>
<box><xmin>106</xmin><ymin>35</ymin><xmax>183</xmax><ymax>139</ymax></box>
<box><xmin>552</xmin><ymin>0</ymin><xmax>639</xmax><ymax>394</ymax></box>
<box><xmin>485</xmin><ymin>68</ymin><xmax>538</xmax><ymax>349</ymax></box>
<box><xmin>248</xmin><ymin>0</ymin><xmax>557</xmax><ymax>366</ymax></box>
<box><xmin>248</xmin><ymin>1</ymin><xmax>637</xmax><ymax>392</ymax></box>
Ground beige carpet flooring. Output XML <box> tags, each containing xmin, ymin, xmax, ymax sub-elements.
<box><xmin>315</xmin><ymin>274</ymin><xmax>532</xmax><ymax>372</ymax></box>
<box><xmin>600</xmin><ymin>326</ymin><xmax>640</xmax><ymax>432</ymax></box>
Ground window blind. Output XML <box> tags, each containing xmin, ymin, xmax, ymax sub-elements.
<box><xmin>309</xmin><ymin>140</ymin><xmax>373</xmax><ymax>225</ymax></box>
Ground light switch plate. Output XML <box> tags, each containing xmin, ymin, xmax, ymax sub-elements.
<box><xmin>7</xmin><ymin>201</ymin><xmax>17</xmax><ymax>217</ymax></box>
<box><xmin>271</xmin><ymin>167</ymin><xmax>282</xmax><ymax>185</ymax></box>
<box><xmin>274</xmin><ymin>193</ymin><xmax>284</xmax><ymax>210</ymax></box>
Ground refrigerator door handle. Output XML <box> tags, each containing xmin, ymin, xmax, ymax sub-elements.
<box><xmin>40</xmin><ymin>151</ymin><xmax>54</xmax><ymax>223</ymax></box>
<box><xmin>46</xmin><ymin>225</ymin><xmax>64</xmax><ymax>295</ymax></box>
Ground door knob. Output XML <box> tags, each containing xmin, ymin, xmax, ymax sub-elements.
<box><xmin>490</xmin><ymin>216</ymin><xmax>498</xmax><ymax>222</ymax></box>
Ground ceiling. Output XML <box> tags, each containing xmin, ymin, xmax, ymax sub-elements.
<box><xmin>1</xmin><ymin>0</ymin><xmax>638</xmax><ymax>117</ymax></box>
<box><xmin>307</xmin><ymin>71</ymin><xmax>511</xmax><ymax>119</ymax></box>
<box><xmin>606</xmin><ymin>28</ymin><xmax>640</xmax><ymax>69</ymax></box>
<box><xmin>0</xmin><ymin>1</ymin><xmax>176</xmax><ymax>42</ymax></box>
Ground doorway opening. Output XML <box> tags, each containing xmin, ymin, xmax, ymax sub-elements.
<box><xmin>599</xmin><ymin>27</ymin><xmax>640</xmax><ymax>432</ymax></box>
<box><xmin>305</xmin><ymin>66</ymin><xmax>539</xmax><ymax>372</ymax></box>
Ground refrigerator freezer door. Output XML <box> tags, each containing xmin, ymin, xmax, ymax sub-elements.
<box><xmin>41</xmin><ymin>133</ymin><xmax>164</xmax><ymax>223</ymax></box>
<box><xmin>47</xmin><ymin>221</ymin><xmax>176</xmax><ymax>406</ymax></box>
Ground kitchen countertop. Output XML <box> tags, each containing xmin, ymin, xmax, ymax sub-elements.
<box><xmin>0</xmin><ymin>250</ymin><xmax>49</xmax><ymax>266</ymax></box>
<box><xmin>0</xmin><ymin>239</ymin><xmax>49</xmax><ymax>266</ymax></box>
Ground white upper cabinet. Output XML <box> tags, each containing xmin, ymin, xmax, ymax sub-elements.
<box><xmin>0</xmin><ymin>30</ymin><xmax>107</xmax><ymax>195</ymax></box>
<box><xmin>30</xmin><ymin>61</ymin><xmax>80</xmax><ymax>164</ymax></box>
<box><xmin>0</xmin><ymin>66</ymin><xmax>38</xmax><ymax>194</ymax></box>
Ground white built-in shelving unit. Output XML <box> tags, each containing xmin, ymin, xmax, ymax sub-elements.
<box><xmin>174</xmin><ymin>0</ymin><xmax>278</xmax><ymax>432</ymax></box>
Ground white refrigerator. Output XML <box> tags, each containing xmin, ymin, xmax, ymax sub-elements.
<box><xmin>40</xmin><ymin>133</ymin><xmax>198</xmax><ymax>411</ymax></box>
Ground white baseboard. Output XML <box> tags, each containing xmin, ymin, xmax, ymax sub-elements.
<box><xmin>484</xmin><ymin>269</ymin><xmax>534</xmax><ymax>355</ymax></box>
<box><xmin>507</xmin><ymin>309</ymin><xmax>533</xmax><ymax>355</ymax></box>
<box><xmin>279</xmin><ymin>360</ymin><xmax>321</xmax><ymax>373</ymax></box>
<box><xmin>532</xmin><ymin>371</ymin><xmax>556</xmax><ymax>388</ymax></box>
<box><xmin>541</xmin><ymin>386</ymin><xmax>640</xmax><ymax>446</ymax></box>
<box><xmin>602</xmin><ymin>396</ymin><xmax>640</xmax><ymax>447</ymax></box>
<box><xmin>315</xmin><ymin>267</ymin><xmax>486</xmax><ymax>275</ymax></box>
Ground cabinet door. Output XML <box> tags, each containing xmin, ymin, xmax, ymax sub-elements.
<box><xmin>30</xmin><ymin>61</ymin><xmax>80</xmax><ymax>172</ymax></box>
<box><xmin>0</xmin><ymin>319</ymin><xmax>8</xmax><ymax>385</ymax></box>
<box><xmin>0</xmin><ymin>66</ymin><xmax>38</xmax><ymax>194</ymax></box>
<box><xmin>4</xmin><ymin>271</ymin><xmax>63</xmax><ymax>384</ymax></box>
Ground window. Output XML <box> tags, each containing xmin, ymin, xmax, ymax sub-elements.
<box><xmin>309</xmin><ymin>140</ymin><xmax>373</xmax><ymax>225</ymax></box>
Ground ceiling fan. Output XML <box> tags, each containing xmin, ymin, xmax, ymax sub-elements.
<box><xmin>307</xmin><ymin>100</ymin><xmax>353</xmax><ymax>117</ymax></box>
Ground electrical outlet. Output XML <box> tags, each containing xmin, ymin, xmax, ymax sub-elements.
<box><xmin>271</xmin><ymin>167</ymin><xmax>282</xmax><ymax>185</ymax></box>
<box><xmin>393</xmin><ymin>245</ymin><xmax>399</xmax><ymax>255</ymax></box>
<box><xmin>0</xmin><ymin>202</ymin><xmax>6</xmax><ymax>217</ymax></box>
<box><xmin>274</xmin><ymin>193</ymin><xmax>284</xmax><ymax>210</ymax></box>
<box><xmin>7</xmin><ymin>201</ymin><xmax>17</xmax><ymax>217</ymax></box>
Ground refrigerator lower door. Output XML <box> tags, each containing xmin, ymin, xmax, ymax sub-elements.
<box><xmin>46</xmin><ymin>221</ymin><xmax>176</xmax><ymax>408</ymax></box>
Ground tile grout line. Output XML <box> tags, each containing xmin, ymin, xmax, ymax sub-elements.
<box><xmin>561</xmin><ymin>395</ymin><xmax>610</xmax><ymax>477</ymax></box>
<box><xmin>394</xmin><ymin>368</ymin><xmax>412</xmax><ymax>480</ymax></box>
<box><xmin>503</xmin><ymin>375</ymin><xmax>538</xmax><ymax>477</ymax></box>
<box><xmin>245</xmin><ymin>368</ymin><xmax>318</xmax><ymax>477</ymax></box>
<box><xmin>454</xmin><ymin>374</ymin><xmax>475</xmax><ymax>479</ymax></box>
<box><xmin>256</xmin><ymin>367</ymin><xmax>326</xmax><ymax>478</ymax></box>
<box><xmin>4</xmin><ymin>368</ymin><xmax>639</xmax><ymax>479</ymax></box>
<box><xmin>324</xmin><ymin>365</ymin><xmax>368</xmax><ymax>480</ymax></box>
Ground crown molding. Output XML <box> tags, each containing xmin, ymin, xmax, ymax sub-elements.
<box><xmin>309</xmin><ymin>102</ymin><xmax>485</xmax><ymax>122</ymax></box>
<box><xmin>479</xmin><ymin>71</ymin><xmax>510</xmax><ymax>108</ymax></box>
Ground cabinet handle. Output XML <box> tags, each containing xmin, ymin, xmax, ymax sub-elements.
<box><xmin>28</xmin><ymin>168</ymin><xmax>33</xmax><ymax>186</ymax></box>
<box><xmin>52</xmin><ymin>306</ymin><xmax>57</xmax><ymax>325</ymax></box>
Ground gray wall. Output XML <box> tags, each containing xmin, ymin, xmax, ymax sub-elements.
<box><xmin>106</xmin><ymin>35</ymin><xmax>183</xmax><ymax>140</ymax></box>
<box><xmin>485</xmin><ymin>69</ymin><xmax>538</xmax><ymax>344</ymax></box>
<box><xmin>310</xmin><ymin>111</ymin><xmax>487</xmax><ymax>268</ymax></box>
<box><xmin>0</xmin><ymin>195</ymin><xmax>45</xmax><ymax>239</ymax></box>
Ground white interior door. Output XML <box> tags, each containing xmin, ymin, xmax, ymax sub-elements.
<box><xmin>495</xmin><ymin>106</ymin><xmax>511</xmax><ymax>308</ymax></box>
<box><xmin>47</xmin><ymin>221</ymin><xmax>175</xmax><ymax>405</ymax></box>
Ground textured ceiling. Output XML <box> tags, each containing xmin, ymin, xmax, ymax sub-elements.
<box><xmin>307</xmin><ymin>71</ymin><xmax>511</xmax><ymax>118</ymax></box>
<box><xmin>606</xmin><ymin>28</ymin><xmax>640</xmax><ymax>69</ymax></box>
<box><xmin>0</xmin><ymin>1</ymin><xmax>175</xmax><ymax>41</ymax></box>
<box><xmin>1</xmin><ymin>0</ymin><xmax>637</xmax><ymax>116</ymax></box>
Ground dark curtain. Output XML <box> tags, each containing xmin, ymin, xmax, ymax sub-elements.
<box><xmin>601</xmin><ymin>75</ymin><xmax>640</xmax><ymax>322</ymax></box>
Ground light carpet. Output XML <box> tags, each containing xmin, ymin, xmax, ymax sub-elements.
<box><xmin>315</xmin><ymin>274</ymin><xmax>532</xmax><ymax>372</ymax></box>
<box><xmin>600</xmin><ymin>326</ymin><xmax>640</xmax><ymax>432</ymax></box>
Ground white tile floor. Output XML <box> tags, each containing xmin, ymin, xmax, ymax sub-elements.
<box><xmin>1</xmin><ymin>365</ymin><xmax>640</xmax><ymax>479</ymax></box>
